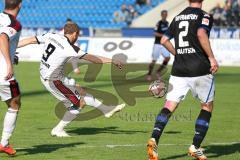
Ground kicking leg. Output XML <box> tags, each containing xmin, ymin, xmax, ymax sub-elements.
<box><xmin>147</xmin><ymin>101</ymin><xmax>178</xmax><ymax>160</ymax></box>
<box><xmin>77</xmin><ymin>87</ymin><xmax>125</xmax><ymax>118</ymax></box>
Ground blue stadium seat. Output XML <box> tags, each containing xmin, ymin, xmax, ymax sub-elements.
<box><xmin>0</xmin><ymin>0</ymin><xmax>165</xmax><ymax>28</ymax></box>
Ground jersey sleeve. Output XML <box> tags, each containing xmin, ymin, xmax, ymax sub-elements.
<box><xmin>69</xmin><ymin>45</ymin><xmax>88</xmax><ymax>58</ymax></box>
<box><xmin>198</xmin><ymin>13</ymin><xmax>213</xmax><ymax>32</ymax></box>
<box><xmin>35</xmin><ymin>33</ymin><xmax>49</xmax><ymax>44</ymax></box>
<box><xmin>164</xmin><ymin>20</ymin><xmax>175</xmax><ymax>39</ymax></box>
<box><xmin>154</xmin><ymin>22</ymin><xmax>160</xmax><ymax>33</ymax></box>
<box><xmin>0</xmin><ymin>27</ymin><xmax>16</xmax><ymax>39</ymax></box>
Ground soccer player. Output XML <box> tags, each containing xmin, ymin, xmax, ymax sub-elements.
<box><xmin>60</xmin><ymin>19</ymin><xmax>81</xmax><ymax>75</ymax></box>
<box><xmin>18</xmin><ymin>23</ymin><xmax>125</xmax><ymax>137</ymax></box>
<box><xmin>0</xmin><ymin>0</ymin><xmax>22</xmax><ymax>156</ymax></box>
<box><xmin>147</xmin><ymin>0</ymin><xmax>219</xmax><ymax>160</ymax></box>
<box><xmin>147</xmin><ymin>10</ymin><xmax>170</xmax><ymax>81</ymax></box>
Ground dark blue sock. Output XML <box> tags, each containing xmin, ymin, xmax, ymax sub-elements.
<box><xmin>193</xmin><ymin>109</ymin><xmax>212</xmax><ymax>148</ymax></box>
<box><xmin>151</xmin><ymin>108</ymin><xmax>172</xmax><ymax>144</ymax></box>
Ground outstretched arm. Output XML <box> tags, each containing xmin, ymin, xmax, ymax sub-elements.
<box><xmin>18</xmin><ymin>37</ymin><xmax>38</xmax><ymax>48</ymax></box>
<box><xmin>82</xmin><ymin>54</ymin><xmax>123</xmax><ymax>69</ymax></box>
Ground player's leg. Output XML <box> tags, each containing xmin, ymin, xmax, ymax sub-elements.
<box><xmin>147</xmin><ymin>76</ymin><xmax>189</xmax><ymax>160</ymax></box>
<box><xmin>40</xmin><ymin>78</ymin><xmax>84</xmax><ymax>137</ymax></box>
<box><xmin>0</xmin><ymin>80</ymin><xmax>21</xmax><ymax>156</ymax></box>
<box><xmin>76</xmin><ymin>86</ymin><xmax>126</xmax><ymax>118</ymax></box>
<box><xmin>147</xmin><ymin>101</ymin><xmax>178</xmax><ymax>160</ymax></box>
<box><xmin>188</xmin><ymin>75</ymin><xmax>215</xmax><ymax>160</ymax></box>
<box><xmin>147</xmin><ymin>44</ymin><xmax>160</xmax><ymax>81</ymax></box>
<box><xmin>50</xmin><ymin>80</ymin><xmax>85</xmax><ymax>137</ymax></box>
<box><xmin>52</xmin><ymin>100</ymin><xmax>84</xmax><ymax>137</ymax></box>
<box><xmin>156</xmin><ymin>45</ymin><xmax>170</xmax><ymax>79</ymax></box>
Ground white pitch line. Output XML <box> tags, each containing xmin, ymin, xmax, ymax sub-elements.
<box><xmin>15</xmin><ymin>142</ymin><xmax>240</xmax><ymax>150</ymax></box>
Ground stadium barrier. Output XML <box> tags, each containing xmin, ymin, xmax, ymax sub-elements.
<box><xmin>21</xmin><ymin>27</ymin><xmax>240</xmax><ymax>38</ymax></box>
<box><xmin>17</xmin><ymin>37</ymin><xmax>240</xmax><ymax>66</ymax></box>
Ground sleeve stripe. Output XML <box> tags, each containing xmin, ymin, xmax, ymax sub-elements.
<box><xmin>79</xmin><ymin>53</ymin><xmax>88</xmax><ymax>59</ymax></box>
<box><xmin>35</xmin><ymin>36</ymin><xmax>40</xmax><ymax>44</ymax></box>
<box><xmin>198</xmin><ymin>25</ymin><xmax>210</xmax><ymax>31</ymax></box>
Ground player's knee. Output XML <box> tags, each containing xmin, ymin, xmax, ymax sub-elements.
<box><xmin>7</xmin><ymin>96</ymin><xmax>21</xmax><ymax>110</ymax></box>
<box><xmin>164</xmin><ymin>57</ymin><xmax>170</xmax><ymax>63</ymax></box>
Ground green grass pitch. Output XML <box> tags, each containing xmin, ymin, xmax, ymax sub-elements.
<box><xmin>0</xmin><ymin>62</ymin><xmax>239</xmax><ymax>160</ymax></box>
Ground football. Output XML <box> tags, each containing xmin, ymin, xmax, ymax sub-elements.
<box><xmin>148</xmin><ymin>80</ymin><xmax>168</xmax><ymax>98</ymax></box>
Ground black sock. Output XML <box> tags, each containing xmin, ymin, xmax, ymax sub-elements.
<box><xmin>157</xmin><ymin>61</ymin><xmax>168</xmax><ymax>73</ymax></box>
<box><xmin>193</xmin><ymin>109</ymin><xmax>212</xmax><ymax>148</ymax></box>
<box><xmin>148</xmin><ymin>63</ymin><xmax>155</xmax><ymax>75</ymax></box>
<box><xmin>151</xmin><ymin>108</ymin><xmax>172</xmax><ymax>144</ymax></box>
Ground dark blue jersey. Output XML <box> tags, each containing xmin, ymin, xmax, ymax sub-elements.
<box><xmin>154</xmin><ymin>20</ymin><xmax>169</xmax><ymax>44</ymax></box>
<box><xmin>165</xmin><ymin>7</ymin><xmax>213</xmax><ymax>77</ymax></box>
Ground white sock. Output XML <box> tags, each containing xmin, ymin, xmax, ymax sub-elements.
<box><xmin>54</xmin><ymin>109</ymin><xmax>80</xmax><ymax>131</ymax></box>
<box><xmin>1</xmin><ymin>108</ymin><xmax>18</xmax><ymax>147</ymax></box>
<box><xmin>83</xmin><ymin>94</ymin><xmax>112</xmax><ymax>115</ymax></box>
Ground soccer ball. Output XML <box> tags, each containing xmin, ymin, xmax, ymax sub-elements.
<box><xmin>148</xmin><ymin>80</ymin><xmax>168</xmax><ymax>98</ymax></box>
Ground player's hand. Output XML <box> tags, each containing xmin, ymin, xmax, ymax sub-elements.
<box><xmin>209</xmin><ymin>57</ymin><xmax>219</xmax><ymax>74</ymax></box>
<box><xmin>13</xmin><ymin>52</ymin><xmax>19</xmax><ymax>65</ymax></box>
<box><xmin>5</xmin><ymin>64</ymin><xmax>14</xmax><ymax>80</ymax></box>
<box><xmin>113</xmin><ymin>59</ymin><xmax>123</xmax><ymax>70</ymax></box>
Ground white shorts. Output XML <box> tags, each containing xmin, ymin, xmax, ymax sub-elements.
<box><xmin>166</xmin><ymin>74</ymin><xmax>215</xmax><ymax>103</ymax></box>
<box><xmin>40</xmin><ymin>77</ymin><xmax>80</xmax><ymax>108</ymax></box>
<box><xmin>152</xmin><ymin>44</ymin><xmax>170</xmax><ymax>61</ymax></box>
<box><xmin>0</xmin><ymin>78</ymin><xmax>21</xmax><ymax>102</ymax></box>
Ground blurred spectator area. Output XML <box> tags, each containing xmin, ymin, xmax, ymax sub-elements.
<box><xmin>113</xmin><ymin>0</ymin><xmax>164</xmax><ymax>26</ymax></box>
<box><xmin>0</xmin><ymin>0</ymin><xmax>165</xmax><ymax>29</ymax></box>
<box><xmin>210</xmin><ymin>0</ymin><xmax>240</xmax><ymax>27</ymax></box>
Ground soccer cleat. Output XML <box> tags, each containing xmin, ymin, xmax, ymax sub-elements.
<box><xmin>104</xmin><ymin>104</ymin><xmax>126</xmax><ymax>118</ymax></box>
<box><xmin>51</xmin><ymin>128</ymin><xmax>71</xmax><ymax>137</ymax></box>
<box><xmin>0</xmin><ymin>144</ymin><xmax>16</xmax><ymax>156</ymax></box>
<box><xmin>147</xmin><ymin>138</ymin><xmax>158</xmax><ymax>160</ymax></box>
<box><xmin>188</xmin><ymin>145</ymin><xmax>207</xmax><ymax>160</ymax></box>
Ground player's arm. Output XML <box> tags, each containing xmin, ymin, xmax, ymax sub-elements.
<box><xmin>197</xmin><ymin>28</ymin><xmax>218</xmax><ymax>74</ymax></box>
<box><xmin>72</xmin><ymin>45</ymin><xmax>122</xmax><ymax>69</ymax></box>
<box><xmin>0</xmin><ymin>33</ymin><xmax>13</xmax><ymax>80</ymax></box>
<box><xmin>18</xmin><ymin>37</ymin><xmax>38</xmax><ymax>48</ymax></box>
<box><xmin>154</xmin><ymin>32</ymin><xmax>163</xmax><ymax>38</ymax></box>
<box><xmin>82</xmin><ymin>54</ymin><xmax>122</xmax><ymax>69</ymax></box>
<box><xmin>161</xmin><ymin>36</ymin><xmax>176</xmax><ymax>56</ymax></box>
<box><xmin>198</xmin><ymin>14</ymin><xmax>218</xmax><ymax>74</ymax></box>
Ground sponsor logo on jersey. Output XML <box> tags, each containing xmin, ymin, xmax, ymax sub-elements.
<box><xmin>202</xmin><ymin>18</ymin><xmax>209</xmax><ymax>26</ymax></box>
<box><xmin>175</xmin><ymin>14</ymin><xmax>198</xmax><ymax>21</ymax></box>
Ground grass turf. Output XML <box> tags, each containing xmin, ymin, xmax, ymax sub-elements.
<box><xmin>0</xmin><ymin>62</ymin><xmax>239</xmax><ymax>160</ymax></box>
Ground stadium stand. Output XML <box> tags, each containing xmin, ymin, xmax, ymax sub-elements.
<box><xmin>210</xmin><ymin>0</ymin><xmax>240</xmax><ymax>27</ymax></box>
<box><xmin>0</xmin><ymin>0</ymin><xmax>165</xmax><ymax>29</ymax></box>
